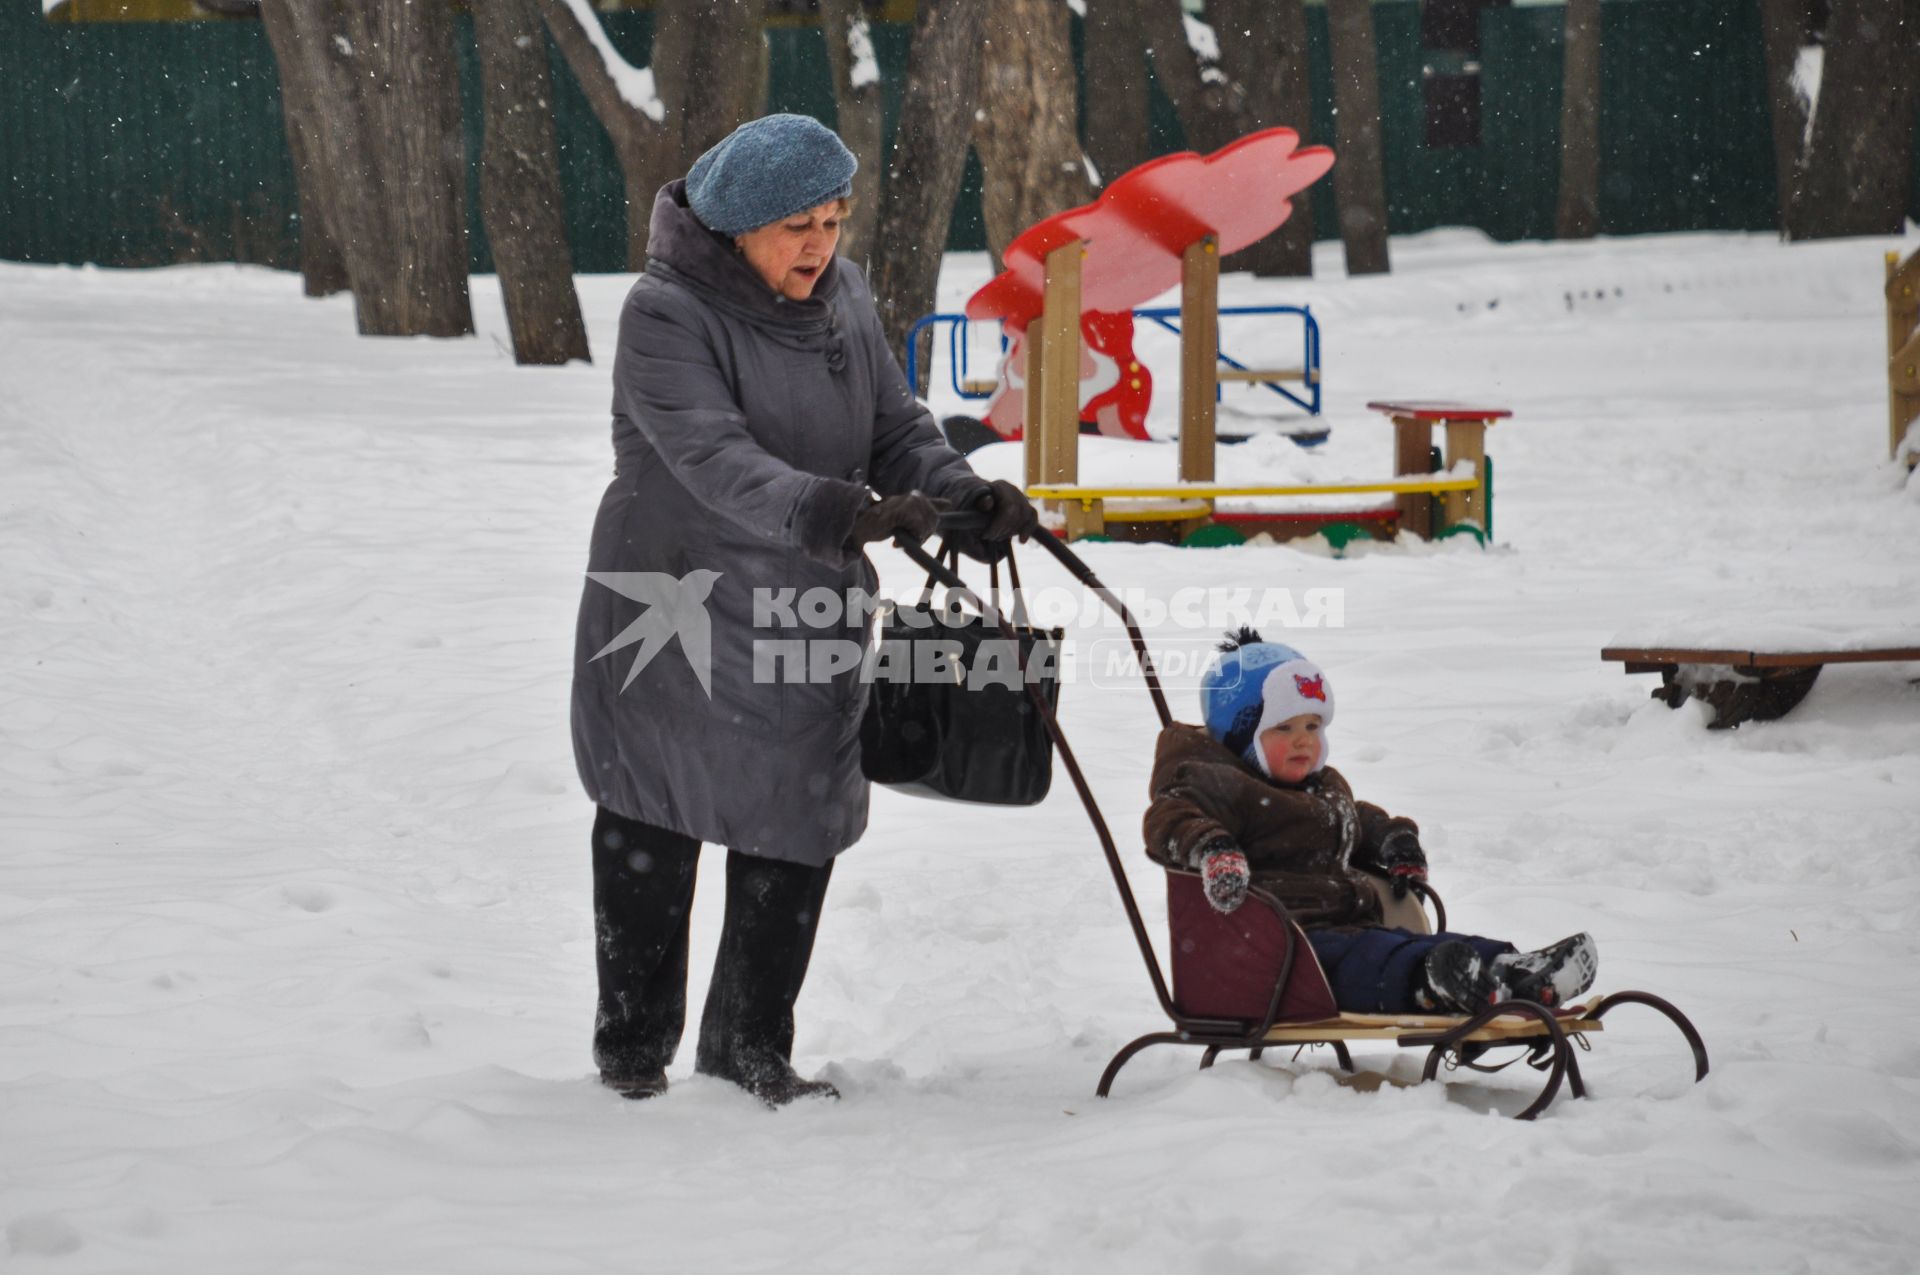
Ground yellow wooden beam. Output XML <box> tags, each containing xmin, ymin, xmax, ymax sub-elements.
<box><xmin>1026</xmin><ymin>476</ymin><xmax>1482</xmax><ymax>506</ymax></box>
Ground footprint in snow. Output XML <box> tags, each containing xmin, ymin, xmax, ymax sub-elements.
<box><xmin>282</xmin><ymin>884</ymin><xmax>335</xmax><ymax>913</ymax></box>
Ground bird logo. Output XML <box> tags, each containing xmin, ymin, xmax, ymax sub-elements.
<box><xmin>585</xmin><ymin>570</ymin><xmax>723</xmax><ymax>697</ymax></box>
<box><xmin>1294</xmin><ymin>673</ymin><xmax>1326</xmax><ymax>702</ymax></box>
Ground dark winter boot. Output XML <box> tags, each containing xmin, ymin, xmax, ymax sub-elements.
<box><xmin>591</xmin><ymin>808</ymin><xmax>703</xmax><ymax>1083</ymax></box>
<box><xmin>1487</xmin><ymin>933</ymin><xmax>1599</xmax><ymax>1008</ymax></box>
<box><xmin>598</xmin><ymin>1069</ymin><xmax>669</xmax><ymax>1101</ymax></box>
<box><xmin>1415</xmin><ymin>939</ymin><xmax>1489</xmax><ymax>1014</ymax></box>
<box><xmin>695</xmin><ymin>850</ymin><xmax>838</xmax><ymax>1108</ymax></box>
<box><xmin>715</xmin><ymin>1056</ymin><xmax>840</xmax><ymax>1108</ymax></box>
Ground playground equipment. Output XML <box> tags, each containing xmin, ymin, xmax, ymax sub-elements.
<box><xmin>1891</xmin><ymin>248</ymin><xmax>1919</xmax><ymax>467</ymax></box>
<box><xmin>905</xmin><ymin>303</ymin><xmax>1325</xmax><ymax>447</ymax></box>
<box><xmin>963</xmin><ymin>129</ymin><xmax>1503</xmax><ymax>545</ymax></box>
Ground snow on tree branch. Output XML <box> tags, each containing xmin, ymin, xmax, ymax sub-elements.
<box><xmin>846</xmin><ymin>12</ymin><xmax>880</xmax><ymax>90</ymax></box>
<box><xmin>1791</xmin><ymin>45</ymin><xmax>1822</xmax><ymax>148</ymax></box>
<box><xmin>554</xmin><ymin>0</ymin><xmax>664</xmax><ymax>123</ymax></box>
<box><xmin>1182</xmin><ymin>13</ymin><xmax>1225</xmax><ymax>86</ymax></box>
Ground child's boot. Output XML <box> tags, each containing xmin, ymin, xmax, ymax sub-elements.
<box><xmin>1417</xmin><ymin>933</ymin><xmax>1599</xmax><ymax>1014</ymax></box>
<box><xmin>1414</xmin><ymin>939</ymin><xmax>1487</xmax><ymax>1014</ymax></box>
<box><xmin>1487</xmin><ymin>933</ymin><xmax>1598</xmax><ymax>1008</ymax></box>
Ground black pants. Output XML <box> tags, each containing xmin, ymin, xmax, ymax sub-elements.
<box><xmin>591</xmin><ymin>806</ymin><xmax>834</xmax><ymax>1083</ymax></box>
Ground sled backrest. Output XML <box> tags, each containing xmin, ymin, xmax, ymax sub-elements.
<box><xmin>1165</xmin><ymin>873</ymin><xmax>1338</xmax><ymax>1024</ymax></box>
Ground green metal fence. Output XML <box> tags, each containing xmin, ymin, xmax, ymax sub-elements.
<box><xmin>1</xmin><ymin>0</ymin><xmax>1913</xmax><ymax>273</ymax></box>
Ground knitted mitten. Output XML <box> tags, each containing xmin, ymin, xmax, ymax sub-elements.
<box><xmin>1198</xmin><ymin>841</ymin><xmax>1250</xmax><ymax>914</ymax></box>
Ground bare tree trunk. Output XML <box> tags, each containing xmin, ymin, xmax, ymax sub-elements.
<box><xmin>1757</xmin><ymin>0</ymin><xmax>1813</xmax><ymax>230</ymax></box>
<box><xmin>1081</xmin><ymin>0</ymin><xmax>1152</xmax><ymax>188</ymax></box>
<box><xmin>1555</xmin><ymin>0</ymin><xmax>1603</xmax><ymax>239</ymax></box>
<box><xmin>1785</xmin><ymin>0</ymin><xmax>1919</xmax><ymax>239</ymax></box>
<box><xmin>388</xmin><ymin>0</ymin><xmax>473</xmax><ymax>335</ymax></box>
<box><xmin>1137</xmin><ymin>0</ymin><xmax>1235</xmax><ymax>152</ymax></box>
<box><xmin>1326</xmin><ymin>0</ymin><xmax>1390</xmax><ymax>275</ymax></box>
<box><xmin>537</xmin><ymin>0</ymin><xmax>764</xmax><ymax>266</ymax></box>
<box><xmin>974</xmin><ymin>0</ymin><xmax>1096</xmax><ymax>270</ymax></box>
<box><xmin>820</xmin><ymin>0</ymin><xmax>884</xmax><ymax>262</ymax></box>
<box><xmin>474</xmin><ymin>0</ymin><xmax>590</xmax><ymax>365</ymax></box>
<box><xmin>532</xmin><ymin>0</ymin><xmax>672</xmax><ymax>268</ymax></box>
<box><xmin>1219</xmin><ymin>0</ymin><xmax>1314</xmax><ymax>276</ymax></box>
<box><xmin>658</xmin><ymin>0</ymin><xmax>765</xmax><ymax>165</ymax></box>
<box><xmin>870</xmin><ymin>0</ymin><xmax>989</xmax><ymax>385</ymax></box>
<box><xmin>260</xmin><ymin>3</ymin><xmax>348</xmax><ymax>296</ymax></box>
<box><xmin>1138</xmin><ymin>1</ymin><xmax>1313</xmax><ymax>274</ymax></box>
<box><xmin>267</xmin><ymin>0</ymin><xmax>474</xmax><ymax>337</ymax></box>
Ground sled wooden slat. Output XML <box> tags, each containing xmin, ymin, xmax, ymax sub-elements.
<box><xmin>1261</xmin><ymin>1004</ymin><xmax>1604</xmax><ymax>1045</ymax></box>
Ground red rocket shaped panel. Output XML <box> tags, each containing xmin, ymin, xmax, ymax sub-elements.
<box><xmin>966</xmin><ymin>128</ymin><xmax>1336</xmax><ymax>332</ymax></box>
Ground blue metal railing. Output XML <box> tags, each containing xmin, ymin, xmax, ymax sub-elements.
<box><xmin>904</xmin><ymin>304</ymin><xmax>1322</xmax><ymax>417</ymax></box>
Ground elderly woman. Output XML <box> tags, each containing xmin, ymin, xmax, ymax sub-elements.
<box><xmin>572</xmin><ymin>114</ymin><xmax>1035</xmax><ymax>1106</ymax></box>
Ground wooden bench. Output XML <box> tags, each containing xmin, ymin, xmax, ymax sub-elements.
<box><xmin>1367</xmin><ymin>400</ymin><xmax>1511</xmax><ymax>539</ymax></box>
<box><xmin>1600</xmin><ymin>645</ymin><xmax>1920</xmax><ymax>729</ymax></box>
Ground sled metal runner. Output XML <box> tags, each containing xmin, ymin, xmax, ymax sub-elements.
<box><xmin>905</xmin><ymin>517</ymin><xmax>1709</xmax><ymax>1119</ymax></box>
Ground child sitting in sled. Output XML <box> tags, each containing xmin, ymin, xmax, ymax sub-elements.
<box><xmin>1143</xmin><ymin>630</ymin><xmax>1597</xmax><ymax>1015</ymax></box>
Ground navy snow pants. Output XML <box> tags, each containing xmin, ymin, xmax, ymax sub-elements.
<box><xmin>1306</xmin><ymin>927</ymin><xmax>1516</xmax><ymax>1014</ymax></box>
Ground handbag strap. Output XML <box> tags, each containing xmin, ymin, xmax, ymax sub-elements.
<box><xmin>1002</xmin><ymin>542</ymin><xmax>1033</xmax><ymax>629</ymax></box>
<box><xmin>914</xmin><ymin>543</ymin><xmax>962</xmax><ymax>609</ymax></box>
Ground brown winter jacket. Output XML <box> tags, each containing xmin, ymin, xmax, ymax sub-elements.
<box><xmin>1142</xmin><ymin>723</ymin><xmax>1421</xmax><ymax>928</ymax></box>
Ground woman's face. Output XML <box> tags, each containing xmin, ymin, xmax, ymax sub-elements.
<box><xmin>735</xmin><ymin>199</ymin><xmax>845</xmax><ymax>301</ymax></box>
<box><xmin>1258</xmin><ymin>713</ymin><xmax>1323</xmax><ymax>783</ymax></box>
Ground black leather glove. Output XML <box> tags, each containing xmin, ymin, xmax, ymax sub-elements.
<box><xmin>1371</xmin><ymin>828</ymin><xmax>1428</xmax><ymax>899</ymax></box>
<box><xmin>848</xmin><ymin>493</ymin><xmax>948</xmax><ymax>549</ymax></box>
<box><xmin>978</xmin><ymin>479</ymin><xmax>1039</xmax><ymax>540</ymax></box>
<box><xmin>947</xmin><ymin>479</ymin><xmax>1039</xmax><ymax>563</ymax></box>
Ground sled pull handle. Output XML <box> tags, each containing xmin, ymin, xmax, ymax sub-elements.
<box><xmin>934</xmin><ymin>508</ymin><xmax>991</xmax><ymax>533</ymax></box>
<box><xmin>929</xmin><ymin>509</ymin><xmax>1170</xmax><ymax>728</ymax></box>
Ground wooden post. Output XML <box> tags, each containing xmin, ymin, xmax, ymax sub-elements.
<box><xmin>1890</xmin><ymin>250</ymin><xmax>1920</xmax><ymax>464</ymax></box>
<box><xmin>1390</xmin><ymin>414</ymin><xmax>1434</xmax><ymax>539</ymax></box>
<box><xmin>1034</xmin><ymin>239</ymin><xmax>1088</xmax><ymax>535</ymax></box>
<box><xmin>1022</xmin><ymin>324</ymin><xmax>1044</xmax><ymax>490</ymax></box>
<box><xmin>1441</xmin><ymin>419</ymin><xmax>1492</xmax><ymax>530</ymax></box>
<box><xmin>1178</xmin><ymin>235</ymin><xmax>1220</xmax><ymax>485</ymax></box>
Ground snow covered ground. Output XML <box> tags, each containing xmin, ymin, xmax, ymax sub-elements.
<box><xmin>4</xmin><ymin>227</ymin><xmax>1918</xmax><ymax>1272</ymax></box>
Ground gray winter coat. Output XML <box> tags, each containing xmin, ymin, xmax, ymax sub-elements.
<box><xmin>571</xmin><ymin>181</ymin><xmax>986</xmax><ymax>866</ymax></box>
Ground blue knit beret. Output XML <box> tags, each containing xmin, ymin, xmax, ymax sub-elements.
<box><xmin>686</xmin><ymin>113</ymin><xmax>857</xmax><ymax>237</ymax></box>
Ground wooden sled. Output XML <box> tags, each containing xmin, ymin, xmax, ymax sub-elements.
<box><xmin>901</xmin><ymin>521</ymin><xmax>1708</xmax><ymax>1120</ymax></box>
<box><xmin>1098</xmin><ymin>871</ymin><xmax>1708</xmax><ymax>1120</ymax></box>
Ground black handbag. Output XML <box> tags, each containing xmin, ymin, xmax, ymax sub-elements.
<box><xmin>859</xmin><ymin>542</ymin><xmax>1062</xmax><ymax>805</ymax></box>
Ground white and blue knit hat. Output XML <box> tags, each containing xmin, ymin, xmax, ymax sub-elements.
<box><xmin>1249</xmin><ymin>657</ymin><xmax>1334</xmax><ymax>776</ymax></box>
<box><xmin>686</xmin><ymin>113</ymin><xmax>857</xmax><ymax>237</ymax></box>
<box><xmin>1199</xmin><ymin>628</ymin><xmax>1303</xmax><ymax>758</ymax></box>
